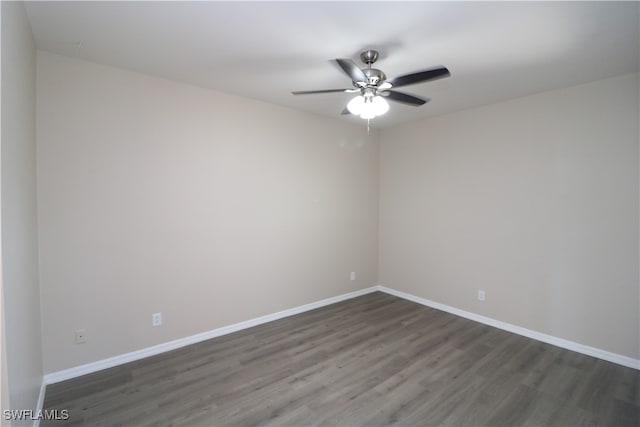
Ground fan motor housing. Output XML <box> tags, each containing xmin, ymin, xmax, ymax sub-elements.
<box><xmin>364</xmin><ymin>68</ymin><xmax>386</xmax><ymax>86</ymax></box>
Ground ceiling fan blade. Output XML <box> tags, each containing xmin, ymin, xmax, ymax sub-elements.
<box><xmin>383</xmin><ymin>90</ymin><xmax>429</xmax><ymax>106</ymax></box>
<box><xmin>292</xmin><ymin>89</ymin><xmax>353</xmax><ymax>95</ymax></box>
<box><xmin>386</xmin><ymin>66</ymin><xmax>450</xmax><ymax>88</ymax></box>
<box><xmin>335</xmin><ymin>58</ymin><xmax>367</xmax><ymax>83</ymax></box>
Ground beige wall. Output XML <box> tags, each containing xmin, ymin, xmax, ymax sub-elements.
<box><xmin>37</xmin><ymin>52</ymin><xmax>379</xmax><ymax>374</ymax></box>
<box><xmin>1</xmin><ymin>0</ymin><xmax>43</xmax><ymax>420</ymax></box>
<box><xmin>34</xmin><ymin>50</ymin><xmax>639</xmax><ymax>373</ymax></box>
<box><xmin>379</xmin><ymin>73</ymin><xmax>640</xmax><ymax>359</ymax></box>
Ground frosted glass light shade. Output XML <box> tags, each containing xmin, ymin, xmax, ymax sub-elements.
<box><xmin>347</xmin><ymin>96</ymin><xmax>365</xmax><ymax>115</ymax></box>
<box><xmin>360</xmin><ymin>108</ymin><xmax>376</xmax><ymax>119</ymax></box>
<box><xmin>372</xmin><ymin>96</ymin><xmax>389</xmax><ymax>116</ymax></box>
<box><xmin>347</xmin><ymin>94</ymin><xmax>390</xmax><ymax>120</ymax></box>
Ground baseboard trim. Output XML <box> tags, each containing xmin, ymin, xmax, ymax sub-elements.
<box><xmin>33</xmin><ymin>379</ymin><xmax>46</xmax><ymax>427</ymax></box>
<box><xmin>377</xmin><ymin>285</ymin><xmax>640</xmax><ymax>370</ymax></box>
<box><xmin>43</xmin><ymin>283</ymin><xmax>638</xmax><ymax>385</ymax></box>
<box><xmin>43</xmin><ymin>286</ymin><xmax>379</xmax><ymax>385</ymax></box>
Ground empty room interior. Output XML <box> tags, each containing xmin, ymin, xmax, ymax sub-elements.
<box><xmin>2</xmin><ymin>1</ymin><xmax>639</xmax><ymax>426</ymax></box>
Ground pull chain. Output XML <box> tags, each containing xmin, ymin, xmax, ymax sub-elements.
<box><xmin>367</xmin><ymin>53</ymin><xmax>372</xmax><ymax>134</ymax></box>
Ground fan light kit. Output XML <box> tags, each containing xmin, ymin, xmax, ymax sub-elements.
<box><xmin>292</xmin><ymin>49</ymin><xmax>450</xmax><ymax>123</ymax></box>
<box><xmin>347</xmin><ymin>90</ymin><xmax>389</xmax><ymax>119</ymax></box>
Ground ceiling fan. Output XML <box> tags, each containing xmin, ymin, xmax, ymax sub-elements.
<box><xmin>292</xmin><ymin>49</ymin><xmax>450</xmax><ymax>120</ymax></box>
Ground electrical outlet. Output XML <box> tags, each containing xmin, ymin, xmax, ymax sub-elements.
<box><xmin>477</xmin><ymin>290</ymin><xmax>486</xmax><ymax>301</ymax></box>
<box><xmin>75</xmin><ymin>329</ymin><xmax>86</xmax><ymax>344</ymax></box>
<box><xmin>350</xmin><ymin>272</ymin><xmax>356</xmax><ymax>281</ymax></box>
<box><xmin>152</xmin><ymin>312</ymin><xmax>162</xmax><ymax>327</ymax></box>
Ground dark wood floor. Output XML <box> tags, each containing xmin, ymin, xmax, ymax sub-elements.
<box><xmin>43</xmin><ymin>292</ymin><xmax>639</xmax><ymax>426</ymax></box>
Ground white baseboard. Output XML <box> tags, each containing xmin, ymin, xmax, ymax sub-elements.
<box><xmin>43</xmin><ymin>283</ymin><xmax>638</xmax><ymax>386</ymax></box>
<box><xmin>43</xmin><ymin>286</ymin><xmax>379</xmax><ymax>385</ymax></box>
<box><xmin>377</xmin><ymin>285</ymin><xmax>640</xmax><ymax>370</ymax></box>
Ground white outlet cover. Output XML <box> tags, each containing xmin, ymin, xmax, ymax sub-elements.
<box><xmin>152</xmin><ymin>312</ymin><xmax>162</xmax><ymax>326</ymax></box>
<box><xmin>75</xmin><ymin>329</ymin><xmax>86</xmax><ymax>344</ymax></box>
<box><xmin>350</xmin><ymin>272</ymin><xmax>356</xmax><ymax>281</ymax></box>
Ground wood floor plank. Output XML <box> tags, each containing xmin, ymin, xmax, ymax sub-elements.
<box><xmin>42</xmin><ymin>292</ymin><xmax>639</xmax><ymax>426</ymax></box>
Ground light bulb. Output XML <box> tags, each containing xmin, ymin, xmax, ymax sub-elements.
<box><xmin>372</xmin><ymin>96</ymin><xmax>389</xmax><ymax>116</ymax></box>
<box><xmin>347</xmin><ymin>96</ymin><xmax>365</xmax><ymax>115</ymax></box>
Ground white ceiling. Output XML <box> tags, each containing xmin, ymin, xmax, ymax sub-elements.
<box><xmin>25</xmin><ymin>1</ymin><xmax>640</xmax><ymax>128</ymax></box>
